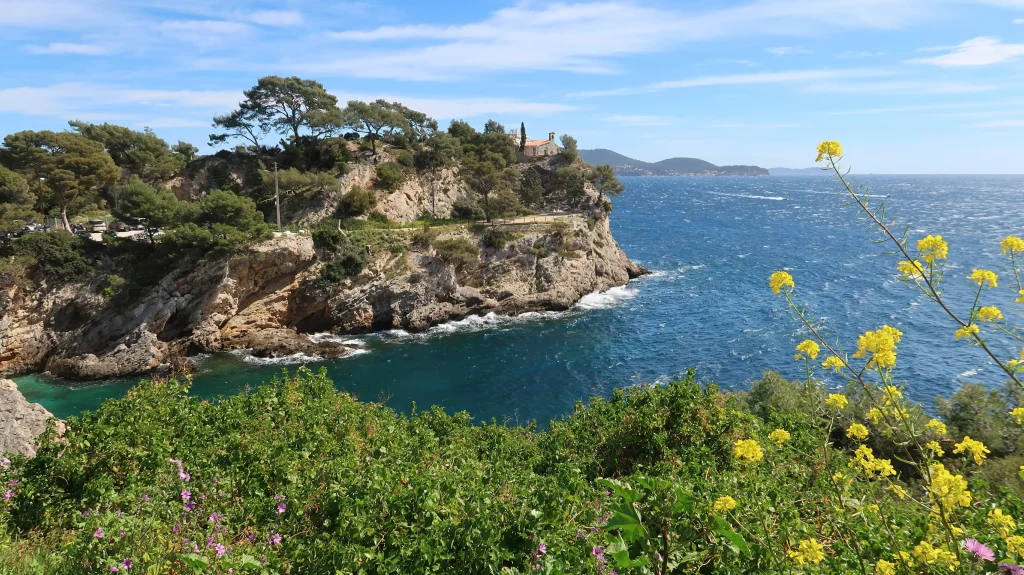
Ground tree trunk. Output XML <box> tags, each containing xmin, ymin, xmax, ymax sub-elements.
<box><xmin>60</xmin><ymin>205</ymin><xmax>71</xmax><ymax>232</ymax></box>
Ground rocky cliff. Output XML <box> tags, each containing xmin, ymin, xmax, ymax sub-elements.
<box><xmin>0</xmin><ymin>213</ymin><xmax>645</xmax><ymax>381</ymax></box>
<box><xmin>0</xmin><ymin>379</ymin><xmax>64</xmax><ymax>458</ymax></box>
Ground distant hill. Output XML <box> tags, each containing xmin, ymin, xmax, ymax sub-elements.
<box><xmin>578</xmin><ymin>149</ymin><xmax>768</xmax><ymax>177</ymax></box>
<box><xmin>768</xmin><ymin>167</ymin><xmax>828</xmax><ymax>176</ymax></box>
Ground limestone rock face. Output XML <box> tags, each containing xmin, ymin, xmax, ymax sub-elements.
<box><xmin>0</xmin><ymin>379</ymin><xmax>64</xmax><ymax>458</ymax></box>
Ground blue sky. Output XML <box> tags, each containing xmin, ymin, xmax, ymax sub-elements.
<box><xmin>3</xmin><ymin>0</ymin><xmax>1024</xmax><ymax>173</ymax></box>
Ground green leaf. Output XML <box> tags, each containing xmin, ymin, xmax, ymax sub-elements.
<box><xmin>178</xmin><ymin>553</ymin><xmax>210</xmax><ymax>570</ymax></box>
<box><xmin>714</xmin><ymin>523</ymin><xmax>751</xmax><ymax>557</ymax></box>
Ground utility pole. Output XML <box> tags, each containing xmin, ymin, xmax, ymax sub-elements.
<box><xmin>274</xmin><ymin>162</ymin><xmax>281</xmax><ymax>232</ymax></box>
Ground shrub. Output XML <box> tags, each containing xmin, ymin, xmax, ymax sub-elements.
<box><xmin>318</xmin><ymin>250</ymin><xmax>364</xmax><ymax>284</ymax></box>
<box><xmin>481</xmin><ymin>228</ymin><xmax>515</xmax><ymax>250</ymax></box>
<box><xmin>411</xmin><ymin>225</ymin><xmax>438</xmax><ymax>249</ymax></box>
<box><xmin>337</xmin><ymin>185</ymin><xmax>377</xmax><ymax>218</ymax></box>
<box><xmin>395</xmin><ymin>152</ymin><xmax>415</xmax><ymax>169</ymax></box>
<box><xmin>99</xmin><ymin>274</ymin><xmax>126</xmax><ymax>299</ymax></box>
<box><xmin>11</xmin><ymin>232</ymin><xmax>92</xmax><ymax>282</ymax></box>
<box><xmin>367</xmin><ymin>212</ymin><xmax>390</xmax><ymax>224</ymax></box>
<box><xmin>451</xmin><ymin>193</ymin><xmax>485</xmax><ymax>221</ymax></box>
<box><xmin>433</xmin><ymin>238</ymin><xmax>480</xmax><ymax>270</ymax></box>
<box><xmin>311</xmin><ymin>226</ymin><xmax>343</xmax><ymax>252</ymax></box>
<box><xmin>374</xmin><ymin>162</ymin><xmax>405</xmax><ymax>191</ymax></box>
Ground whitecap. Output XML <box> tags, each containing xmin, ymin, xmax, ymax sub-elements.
<box><xmin>240</xmin><ymin>353</ymin><xmax>324</xmax><ymax>366</ymax></box>
<box><xmin>575</xmin><ymin>286</ymin><xmax>637</xmax><ymax>310</ymax></box>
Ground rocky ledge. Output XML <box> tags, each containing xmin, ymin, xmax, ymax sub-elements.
<box><xmin>0</xmin><ymin>379</ymin><xmax>64</xmax><ymax>458</ymax></box>
<box><xmin>1</xmin><ymin>212</ymin><xmax>647</xmax><ymax>381</ymax></box>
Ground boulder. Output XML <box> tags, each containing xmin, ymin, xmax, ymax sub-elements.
<box><xmin>0</xmin><ymin>379</ymin><xmax>64</xmax><ymax>458</ymax></box>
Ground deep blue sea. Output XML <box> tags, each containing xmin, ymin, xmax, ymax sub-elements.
<box><xmin>14</xmin><ymin>175</ymin><xmax>1024</xmax><ymax>423</ymax></box>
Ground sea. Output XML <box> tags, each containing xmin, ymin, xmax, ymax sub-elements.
<box><xmin>13</xmin><ymin>175</ymin><xmax>1024</xmax><ymax>424</ymax></box>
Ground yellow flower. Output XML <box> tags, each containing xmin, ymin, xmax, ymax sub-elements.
<box><xmin>874</xmin><ymin>559</ymin><xmax>896</xmax><ymax>575</ymax></box>
<box><xmin>815</xmin><ymin>141</ymin><xmax>843</xmax><ymax>163</ymax></box>
<box><xmin>977</xmin><ymin>306</ymin><xmax>1003</xmax><ymax>322</ymax></box>
<box><xmin>897</xmin><ymin>259</ymin><xmax>925</xmax><ymax>280</ymax></box>
<box><xmin>865</xmin><ymin>503</ymin><xmax>879</xmax><ymax>513</ymax></box>
<box><xmin>924</xmin><ymin>441</ymin><xmax>944</xmax><ymax>458</ymax></box>
<box><xmin>768</xmin><ymin>428</ymin><xmax>792</xmax><ymax>446</ymax></box>
<box><xmin>821</xmin><ymin>356</ymin><xmax>845</xmax><ymax>372</ymax></box>
<box><xmin>953</xmin><ymin>435</ymin><xmax>990</xmax><ymax>465</ymax></box>
<box><xmin>912</xmin><ymin>541</ymin><xmax>959</xmax><ymax>570</ymax></box>
<box><xmin>989</xmin><ymin>508</ymin><xmax>1017</xmax><ymax>538</ymax></box>
<box><xmin>853</xmin><ymin>325</ymin><xmax>902</xmax><ymax>369</ymax></box>
<box><xmin>825</xmin><ymin>393</ymin><xmax>848</xmax><ymax>409</ymax></box>
<box><xmin>1011</xmin><ymin>408</ymin><xmax>1024</xmax><ymax>425</ymax></box>
<box><xmin>882</xmin><ymin>385</ymin><xmax>902</xmax><ymax>402</ymax></box>
<box><xmin>788</xmin><ymin>538</ymin><xmax>825</xmax><ymax>565</ymax></box>
<box><xmin>1009</xmin><ymin>535</ymin><xmax>1024</xmax><ymax>557</ymax></box>
<box><xmin>889</xmin><ymin>483</ymin><xmax>908</xmax><ymax>500</ymax></box>
<box><xmin>1018</xmin><ymin>290</ymin><xmax>1024</xmax><ymax>304</ymax></box>
<box><xmin>849</xmin><ymin>444</ymin><xmax>895</xmax><ymax>478</ymax></box>
<box><xmin>925</xmin><ymin>419</ymin><xmax>947</xmax><ymax>436</ymax></box>
<box><xmin>955</xmin><ymin>324</ymin><xmax>980</xmax><ymax>340</ymax></box>
<box><xmin>846</xmin><ymin>423</ymin><xmax>869</xmax><ymax>440</ymax></box>
<box><xmin>713</xmin><ymin>496</ymin><xmax>737</xmax><ymax>513</ymax></box>
<box><xmin>832</xmin><ymin>471</ymin><xmax>845</xmax><ymax>483</ymax></box>
<box><xmin>917</xmin><ymin>235</ymin><xmax>949</xmax><ymax>265</ymax></box>
<box><xmin>1002</xmin><ymin>235</ymin><xmax>1024</xmax><ymax>255</ymax></box>
<box><xmin>769</xmin><ymin>271</ymin><xmax>795</xmax><ymax>294</ymax></box>
<box><xmin>733</xmin><ymin>439</ymin><xmax>764</xmax><ymax>463</ymax></box>
<box><xmin>926</xmin><ymin>463</ymin><xmax>971</xmax><ymax>510</ymax></box>
<box><xmin>866</xmin><ymin>407</ymin><xmax>884</xmax><ymax>425</ymax></box>
<box><xmin>894</xmin><ymin>550</ymin><xmax>914</xmax><ymax>567</ymax></box>
<box><xmin>968</xmin><ymin>268</ymin><xmax>999</xmax><ymax>288</ymax></box>
<box><xmin>794</xmin><ymin>339</ymin><xmax>820</xmax><ymax>361</ymax></box>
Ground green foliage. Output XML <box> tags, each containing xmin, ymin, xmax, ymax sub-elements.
<box><xmin>519</xmin><ymin>167</ymin><xmax>545</xmax><ymax>208</ymax></box>
<box><xmin>559</xmin><ymin>134</ymin><xmax>579</xmax><ymax>163</ymax></box>
<box><xmin>99</xmin><ymin>274</ymin><xmax>126</xmax><ymax>299</ymax></box>
<box><xmin>342</xmin><ymin>100</ymin><xmax>412</xmax><ymax>153</ymax></box>
<box><xmin>936</xmin><ymin>382</ymin><xmax>1024</xmax><ymax>458</ymax></box>
<box><xmin>589</xmin><ymin>163</ymin><xmax>624</xmax><ymax>198</ymax></box>
<box><xmin>337</xmin><ymin>184</ymin><xmax>377</xmax><ymax>218</ymax></box>
<box><xmin>483</xmin><ymin>119</ymin><xmax>506</xmax><ymax>134</ymax></box>
<box><xmin>9</xmin><ymin>232</ymin><xmax>92</xmax><ymax>282</ymax></box>
<box><xmin>367</xmin><ymin>211</ymin><xmax>390</xmax><ymax>224</ymax></box>
<box><xmin>555</xmin><ymin>167</ymin><xmax>587</xmax><ymax>208</ymax></box>
<box><xmin>69</xmin><ymin>121</ymin><xmax>184</xmax><ymax>183</ymax></box>
<box><xmin>411</xmin><ymin>224</ymin><xmax>439</xmax><ymax>248</ymax></box>
<box><xmin>263</xmin><ymin>167</ymin><xmax>340</xmax><ymax>198</ymax></box>
<box><xmin>447</xmin><ymin>119</ymin><xmax>476</xmax><ymax>141</ymax></box>
<box><xmin>451</xmin><ymin>193</ymin><xmax>485</xmax><ymax>221</ymax></box>
<box><xmin>171</xmin><ymin>141</ymin><xmax>198</xmax><ymax>163</ymax></box>
<box><xmin>374</xmin><ymin>162</ymin><xmax>405</xmax><ymax>191</ymax></box>
<box><xmin>318</xmin><ymin>252</ymin><xmax>364</xmax><ymax>283</ymax></box>
<box><xmin>311</xmin><ymin>226</ymin><xmax>342</xmax><ymax>252</ymax></box>
<box><xmin>432</xmin><ymin>237</ymin><xmax>480</xmax><ymax>270</ymax></box>
<box><xmin>112</xmin><ymin>178</ymin><xmax>194</xmax><ymax>243</ymax></box>
<box><xmin>482</xmin><ymin>228</ymin><xmax>516</xmax><ymax>250</ymax></box>
<box><xmin>395</xmin><ymin>151</ymin><xmax>415</xmax><ymax>169</ymax></box>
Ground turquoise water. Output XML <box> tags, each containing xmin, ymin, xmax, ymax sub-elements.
<box><xmin>14</xmin><ymin>175</ymin><xmax>1024</xmax><ymax>423</ymax></box>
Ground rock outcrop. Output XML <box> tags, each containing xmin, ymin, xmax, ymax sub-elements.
<box><xmin>0</xmin><ymin>379</ymin><xmax>64</xmax><ymax>458</ymax></box>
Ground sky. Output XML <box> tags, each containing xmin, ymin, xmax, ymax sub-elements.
<box><xmin>2</xmin><ymin>0</ymin><xmax>1024</xmax><ymax>173</ymax></box>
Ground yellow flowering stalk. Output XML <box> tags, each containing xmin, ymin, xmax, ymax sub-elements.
<box><xmin>713</xmin><ymin>496</ymin><xmax>737</xmax><ymax>513</ymax></box>
<box><xmin>1008</xmin><ymin>535</ymin><xmax>1024</xmax><ymax>557</ymax></box>
<box><xmin>889</xmin><ymin>483</ymin><xmax>908</xmax><ymax>500</ymax></box>
<box><xmin>926</xmin><ymin>463</ymin><xmax>971</xmax><ymax>511</ymax></box>
<box><xmin>924</xmin><ymin>419</ymin><xmax>947</xmax><ymax>436</ymax></box>
<box><xmin>954</xmin><ymin>324</ymin><xmax>979</xmax><ymax>340</ymax></box>
<box><xmin>846</xmin><ymin>423</ymin><xmax>869</xmax><ymax>441</ymax></box>
<box><xmin>769</xmin><ymin>270</ymin><xmax>795</xmax><ymax>294</ymax></box>
<box><xmin>924</xmin><ymin>441</ymin><xmax>944</xmax><ymax>458</ymax></box>
<box><xmin>988</xmin><ymin>508</ymin><xmax>1017</xmax><ymax>537</ymax></box>
<box><xmin>849</xmin><ymin>445</ymin><xmax>895</xmax><ymax>478</ymax></box>
<box><xmin>768</xmin><ymin>428</ymin><xmax>791</xmax><ymax>446</ymax></box>
<box><xmin>794</xmin><ymin>339</ymin><xmax>820</xmax><ymax>361</ymax></box>
<box><xmin>917</xmin><ymin>235</ymin><xmax>949</xmax><ymax>265</ymax></box>
<box><xmin>976</xmin><ymin>306</ymin><xmax>1003</xmax><ymax>322</ymax></box>
<box><xmin>733</xmin><ymin>439</ymin><xmax>764</xmax><ymax>464</ymax></box>
<box><xmin>865</xmin><ymin>408</ymin><xmax>883</xmax><ymax>425</ymax></box>
<box><xmin>1012</xmin><ymin>407</ymin><xmax>1024</xmax><ymax>425</ymax></box>
<box><xmin>814</xmin><ymin>141</ymin><xmax>842</xmax><ymax>162</ymax></box>
<box><xmin>821</xmin><ymin>356</ymin><xmax>845</xmax><ymax>372</ymax></box>
<box><xmin>897</xmin><ymin>259</ymin><xmax>925</xmax><ymax>280</ymax></box>
<box><xmin>911</xmin><ymin>541</ymin><xmax>959</xmax><ymax>571</ymax></box>
<box><xmin>968</xmin><ymin>268</ymin><xmax>998</xmax><ymax>288</ymax></box>
<box><xmin>1002</xmin><ymin>235</ymin><xmax>1024</xmax><ymax>255</ymax></box>
<box><xmin>1017</xmin><ymin>290</ymin><xmax>1024</xmax><ymax>304</ymax></box>
<box><xmin>825</xmin><ymin>393</ymin><xmax>848</xmax><ymax>409</ymax></box>
<box><xmin>952</xmin><ymin>435</ymin><xmax>990</xmax><ymax>465</ymax></box>
<box><xmin>852</xmin><ymin>325</ymin><xmax>902</xmax><ymax>369</ymax></box>
<box><xmin>788</xmin><ymin>538</ymin><xmax>825</xmax><ymax>565</ymax></box>
<box><xmin>874</xmin><ymin>559</ymin><xmax>896</xmax><ymax>575</ymax></box>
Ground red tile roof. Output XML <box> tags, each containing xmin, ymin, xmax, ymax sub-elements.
<box><xmin>524</xmin><ymin>139</ymin><xmax>555</xmax><ymax>147</ymax></box>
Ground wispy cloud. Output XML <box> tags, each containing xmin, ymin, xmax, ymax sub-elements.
<box><xmin>974</xmin><ymin>119</ymin><xmax>1024</xmax><ymax>127</ymax></box>
<box><xmin>24</xmin><ymin>42</ymin><xmax>110</xmax><ymax>55</ymax></box>
<box><xmin>605</xmin><ymin>115</ymin><xmax>677</xmax><ymax>126</ymax></box>
<box><xmin>247</xmin><ymin>10</ymin><xmax>303</xmax><ymax>27</ymax></box>
<box><xmin>711</xmin><ymin>122</ymin><xmax>799</xmax><ymax>128</ymax></box>
<box><xmin>330</xmin><ymin>92</ymin><xmax>576</xmax><ymax>120</ymax></box>
<box><xmin>765</xmin><ymin>46</ymin><xmax>811</xmax><ymax>55</ymax></box>
<box><xmin>158</xmin><ymin>20</ymin><xmax>250</xmax><ymax>49</ymax></box>
<box><xmin>1015</xmin><ymin>18</ymin><xmax>1024</xmax><ymax>24</ymax></box>
<box><xmin>908</xmin><ymin>37</ymin><xmax>1024</xmax><ymax>66</ymax></box>
<box><xmin>571</xmin><ymin>68</ymin><xmax>889</xmax><ymax>97</ymax></box>
<box><xmin>0</xmin><ymin>83</ymin><xmax>242</xmax><ymax>118</ymax></box>
<box><xmin>838</xmin><ymin>50</ymin><xmax>888</xmax><ymax>58</ymax></box>
<box><xmin>806</xmin><ymin>80</ymin><xmax>998</xmax><ymax>94</ymax></box>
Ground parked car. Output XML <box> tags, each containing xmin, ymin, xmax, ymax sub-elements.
<box><xmin>87</xmin><ymin>220</ymin><xmax>107</xmax><ymax>232</ymax></box>
<box><xmin>110</xmin><ymin>220</ymin><xmax>131</xmax><ymax>232</ymax></box>
<box><xmin>74</xmin><ymin>230</ymin><xmax>92</xmax><ymax>239</ymax></box>
<box><xmin>71</xmin><ymin>223</ymin><xmax>86</xmax><ymax>232</ymax></box>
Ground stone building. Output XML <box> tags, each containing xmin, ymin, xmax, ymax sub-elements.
<box><xmin>510</xmin><ymin>129</ymin><xmax>561</xmax><ymax>159</ymax></box>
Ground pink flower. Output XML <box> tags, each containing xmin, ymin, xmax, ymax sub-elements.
<box><xmin>121</xmin><ymin>558</ymin><xmax>133</xmax><ymax>570</ymax></box>
<box><xmin>538</xmin><ymin>543</ymin><xmax>547</xmax><ymax>556</ymax></box>
<box><xmin>1000</xmin><ymin>564</ymin><xmax>1024</xmax><ymax>575</ymax></box>
<box><xmin>2</xmin><ymin>490</ymin><xmax>12</xmax><ymax>501</ymax></box>
<box><xmin>275</xmin><ymin>503</ymin><xmax>287</xmax><ymax>515</ymax></box>
<box><xmin>270</xmin><ymin>533</ymin><xmax>282</xmax><ymax>546</ymax></box>
<box><xmin>109</xmin><ymin>567</ymin><xmax>119</xmax><ymax>572</ymax></box>
<box><xmin>94</xmin><ymin>528</ymin><xmax>105</xmax><ymax>539</ymax></box>
<box><xmin>208</xmin><ymin>513</ymin><xmax>221</xmax><ymax>524</ymax></box>
<box><xmin>964</xmin><ymin>539</ymin><xmax>995</xmax><ymax>562</ymax></box>
<box><xmin>215</xmin><ymin>544</ymin><xmax>226</xmax><ymax>558</ymax></box>
<box><xmin>181</xmin><ymin>490</ymin><xmax>191</xmax><ymax>502</ymax></box>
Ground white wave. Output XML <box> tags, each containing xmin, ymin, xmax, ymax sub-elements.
<box><xmin>708</xmin><ymin>192</ymin><xmax>786</xmax><ymax>201</ymax></box>
<box><xmin>307</xmin><ymin>333</ymin><xmax>368</xmax><ymax>347</ymax></box>
<box><xmin>575</xmin><ymin>285</ymin><xmax>637</xmax><ymax>310</ymax></box>
<box><xmin>958</xmin><ymin>369</ymin><xmax>981</xmax><ymax>378</ymax></box>
<box><xmin>240</xmin><ymin>352</ymin><xmax>324</xmax><ymax>366</ymax></box>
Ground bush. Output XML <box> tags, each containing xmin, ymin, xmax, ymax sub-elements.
<box><xmin>451</xmin><ymin>193</ymin><xmax>485</xmax><ymax>220</ymax></box>
<box><xmin>481</xmin><ymin>228</ymin><xmax>515</xmax><ymax>250</ymax></box>
<box><xmin>319</xmin><ymin>250</ymin><xmax>364</xmax><ymax>284</ymax></box>
<box><xmin>411</xmin><ymin>225</ymin><xmax>438</xmax><ymax>249</ymax></box>
<box><xmin>433</xmin><ymin>237</ymin><xmax>480</xmax><ymax>270</ymax></box>
<box><xmin>395</xmin><ymin>151</ymin><xmax>415</xmax><ymax>169</ymax></box>
<box><xmin>311</xmin><ymin>226</ymin><xmax>343</xmax><ymax>252</ymax></box>
<box><xmin>337</xmin><ymin>185</ymin><xmax>377</xmax><ymax>218</ymax></box>
<box><xmin>11</xmin><ymin>232</ymin><xmax>92</xmax><ymax>282</ymax></box>
<box><xmin>99</xmin><ymin>274</ymin><xmax>126</xmax><ymax>299</ymax></box>
<box><xmin>374</xmin><ymin>162</ymin><xmax>405</xmax><ymax>191</ymax></box>
<box><xmin>367</xmin><ymin>212</ymin><xmax>390</xmax><ymax>224</ymax></box>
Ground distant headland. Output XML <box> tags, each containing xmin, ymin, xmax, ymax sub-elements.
<box><xmin>578</xmin><ymin>149</ymin><xmax>769</xmax><ymax>177</ymax></box>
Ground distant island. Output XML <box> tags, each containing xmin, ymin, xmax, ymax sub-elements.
<box><xmin>768</xmin><ymin>167</ymin><xmax>829</xmax><ymax>176</ymax></box>
<box><xmin>578</xmin><ymin>149</ymin><xmax>769</xmax><ymax>177</ymax></box>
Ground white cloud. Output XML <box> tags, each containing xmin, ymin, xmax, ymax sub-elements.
<box><xmin>605</xmin><ymin>115</ymin><xmax>677</xmax><ymax>126</ymax></box>
<box><xmin>908</xmin><ymin>37</ymin><xmax>1024</xmax><ymax>66</ymax></box>
<box><xmin>247</xmin><ymin>10</ymin><xmax>303</xmax><ymax>26</ymax></box>
<box><xmin>0</xmin><ymin>0</ymin><xmax>108</xmax><ymax>28</ymax></box>
<box><xmin>806</xmin><ymin>80</ymin><xmax>998</xmax><ymax>94</ymax></box>
<box><xmin>712</xmin><ymin>123</ymin><xmax>799</xmax><ymax>128</ymax></box>
<box><xmin>572</xmin><ymin>68</ymin><xmax>888</xmax><ymax>97</ymax></box>
<box><xmin>24</xmin><ymin>42</ymin><xmax>110</xmax><ymax>55</ymax></box>
<box><xmin>765</xmin><ymin>46</ymin><xmax>812</xmax><ymax>55</ymax></box>
<box><xmin>0</xmin><ymin>83</ymin><xmax>242</xmax><ymax>118</ymax></box>
<box><xmin>330</xmin><ymin>92</ymin><xmax>576</xmax><ymax>119</ymax></box>
<box><xmin>1015</xmin><ymin>18</ymin><xmax>1024</xmax><ymax>23</ymax></box>
<box><xmin>159</xmin><ymin>20</ymin><xmax>250</xmax><ymax>49</ymax></box>
<box><xmin>974</xmin><ymin>119</ymin><xmax>1024</xmax><ymax>127</ymax></box>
